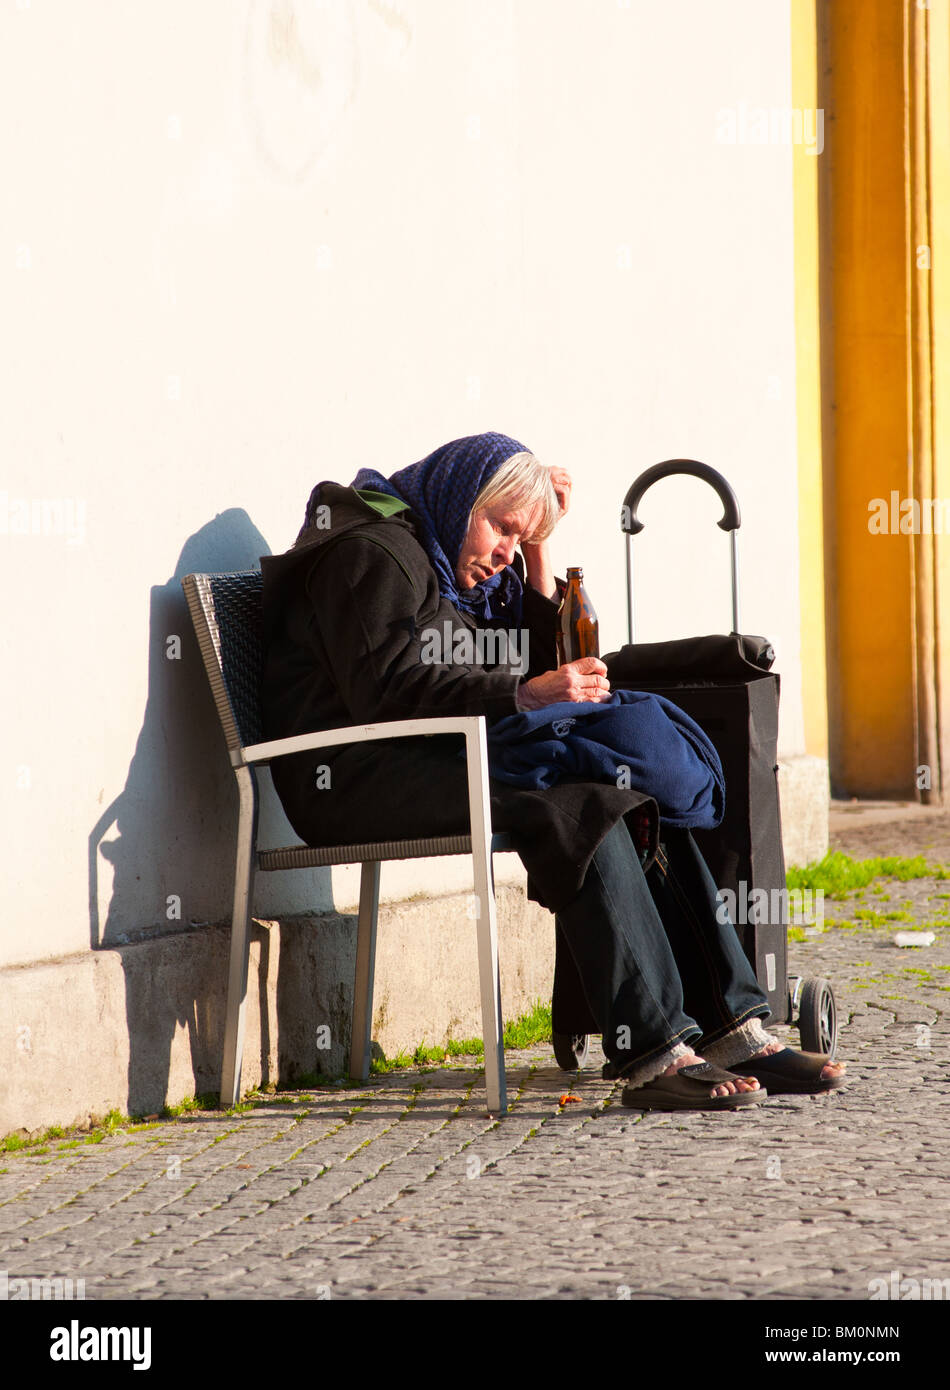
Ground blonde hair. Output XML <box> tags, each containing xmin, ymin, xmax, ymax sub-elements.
<box><xmin>469</xmin><ymin>451</ymin><xmax>560</xmax><ymax>542</ymax></box>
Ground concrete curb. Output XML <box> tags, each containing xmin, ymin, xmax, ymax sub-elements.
<box><xmin>0</xmin><ymin>887</ymin><xmax>553</xmax><ymax>1136</ymax></box>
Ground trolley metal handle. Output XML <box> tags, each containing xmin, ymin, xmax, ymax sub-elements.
<box><xmin>621</xmin><ymin>459</ymin><xmax>742</xmax><ymax>642</ymax></box>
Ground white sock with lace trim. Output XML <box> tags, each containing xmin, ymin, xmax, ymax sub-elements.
<box><xmin>617</xmin><ymin>1041</ymin><xmax>695</xmax><ymax>1093</ymax></box>
<box><xmin>698</xmin><ymin>1018</ymin><xmax>779</xmax><ymax>1070</ymax></box>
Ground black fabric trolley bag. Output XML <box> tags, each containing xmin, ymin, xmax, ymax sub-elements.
<box><xmin>550</xmin><ymin>460</ymin><xmax>838</xmax><ymax>1071</ymax></box>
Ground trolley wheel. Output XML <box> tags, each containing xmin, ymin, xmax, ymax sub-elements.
<box><xmin>552</xmin><ymin>1031</ymin><xmax>591</xmax><ymax>1071</ymax></box>
<box><xmin>797</xmin><ymin>977</ymin><xmax>838</xmax><ymax>1059</ymax></box>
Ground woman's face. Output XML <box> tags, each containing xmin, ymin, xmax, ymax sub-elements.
<box><xmin>454</xmin><ymin>501</ymin><xmax>543</xmax><ymax>590</ymax></box>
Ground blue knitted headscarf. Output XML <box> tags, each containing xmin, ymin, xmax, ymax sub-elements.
<box><xmin>346</xmin><ymin>431</ymin><xmax>531</xmax><ymax>623</ymax></box>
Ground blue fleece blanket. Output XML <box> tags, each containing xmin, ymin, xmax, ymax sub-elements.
<box><xmin>487</xmin><ymin>690</ymin><xmax>725</xmax><ymax>828</ymax></box>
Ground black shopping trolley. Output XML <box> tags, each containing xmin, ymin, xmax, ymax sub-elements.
<box><xmin>551</xmin><ymin>461</ymin><xmax>838</xmax><ymax>1070</ymax></box>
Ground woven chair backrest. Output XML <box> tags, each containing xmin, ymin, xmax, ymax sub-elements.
<box><xmin>183</xmin><ymin>570</ymin><xmax>264</xmax><ymax>754</ymax></box>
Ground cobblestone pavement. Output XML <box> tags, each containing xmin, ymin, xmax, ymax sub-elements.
<box><xmin>2</xmin><ymin>823</ymin><xmax>950</xmax><ymax>1301</ymax></box>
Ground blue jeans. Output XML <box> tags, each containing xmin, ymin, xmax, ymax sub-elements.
<box><xmin>554</xmin><ymin>820</ymin><xmax>771</xmax><ymax>1078</ymax></box>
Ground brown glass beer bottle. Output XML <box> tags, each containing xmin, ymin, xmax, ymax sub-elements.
<box><xmin>557</xmin><ymin>567</ymin><xmax>600</xmax><ymax>665</ymax></box>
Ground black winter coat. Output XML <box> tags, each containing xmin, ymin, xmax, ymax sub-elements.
<box><xmin>260</xmin><ymin>483</ymin><xmax>658</xmax><ymax>914</ymax></box>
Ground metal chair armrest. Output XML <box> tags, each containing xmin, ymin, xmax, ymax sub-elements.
<box><xmin>242</xmin><ymin>713</ymin><xmax>506</xmax><ymax>1112</ymax></box>
<box><xmin>240</xmin><ymin>715</ymin><xmax>490</xmax><ymax>766</ymax></box>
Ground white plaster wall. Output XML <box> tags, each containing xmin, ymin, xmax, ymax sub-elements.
<box><xmin>1</xmin><ymin>0</ymin><xmax>804</xmax><ymax>962</ymax></box>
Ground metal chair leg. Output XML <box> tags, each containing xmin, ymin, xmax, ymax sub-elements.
<box><xmin>464</xmin><ymin>723</ymin><xmax>507</xmax><ymax>1114</ymax></box>
<box><xmin>220</xmin><ymin>766</ymin><xmax>259</xmax><ymax>1107</ymax></box>
<box><xmin>349</xmin><ymin>860</ymin><xmax>380</xmax><ymax>1081</ymax></box>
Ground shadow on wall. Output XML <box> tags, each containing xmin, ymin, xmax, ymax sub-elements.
<box><xmin>86</xmin><ymin>508</ymin><xmax>335</xmax><ymax>1115</ymax></box>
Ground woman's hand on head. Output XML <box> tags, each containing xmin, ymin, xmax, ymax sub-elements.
<box><xmin>516</xmin><ymin>658</ymin><xmax>611</xmax><ymax>710</ymax></box>
<box><xmin>518</xmin><ymin>467</ymin><xmax>571</xmax><ymax>600</ymax></box>
<box><xmin>548</xmin><ymin>467</ymin><xmax>572</xmax><ymax>521</ymax></box>
<box><xmin>520</xmin><ymin>468</ymin><xmax>571</xmax><ymax>553</ymax></box>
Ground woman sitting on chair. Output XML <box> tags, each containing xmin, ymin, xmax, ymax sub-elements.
<box><xmin>260</xmin><ymin>431</ymin><xmax>845</xmax><ymax>1109</ymax></box>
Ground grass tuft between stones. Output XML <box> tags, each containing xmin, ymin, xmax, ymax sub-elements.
<box><xmin>786</xmin><ymin>849</ymin><xmax>950</xmax><ymax>899</ymax></box>
<box><xmin>367</xmin><ymin>998</ymin><xmax>553</xmax><ymax>1075</ymax></box>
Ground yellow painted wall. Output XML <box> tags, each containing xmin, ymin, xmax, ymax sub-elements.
<box><xmin>821</xmin><ymin>0</ymin><xmax>917</xmax><ymax>795</ymax></box>
<box><xmin>928</xmin><ymin>0</ymin><xmax>950</xmax><ymax>797</ymax></box>
<box><xmin>791</xmin><ymin>0</ymin><xmax>828</xmax><ymax>762</ymax></box>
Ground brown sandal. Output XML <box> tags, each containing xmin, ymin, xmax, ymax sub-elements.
<box><xmin>621</xmin><ymin>1061</ymin><xmax>766</xmax><ymax>1111</ymax></box>
<box><xmin>731</xmin><ymin>1048</ymin><xmax>845</xmax><ymax>1095</ymax></box>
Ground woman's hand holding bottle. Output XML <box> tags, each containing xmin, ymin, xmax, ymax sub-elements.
<box><xmin>516</xmin><ymin>658</ymin><xmax>611</xmax><ymax>710</ymax></box>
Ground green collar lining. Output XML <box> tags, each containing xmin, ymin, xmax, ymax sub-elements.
<box><xmin>354</xmin><ymin>488</ymin><xmax>410</xmax><ymax>518</ymax></box>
